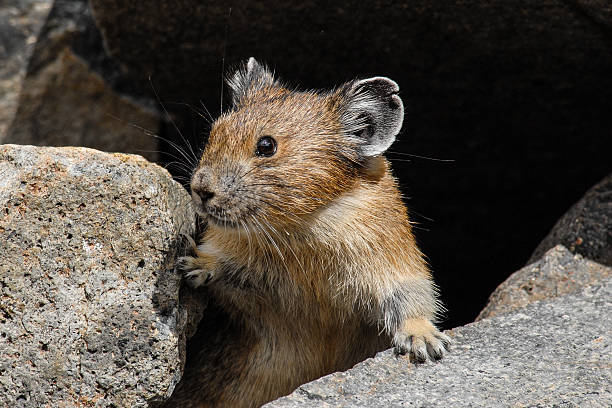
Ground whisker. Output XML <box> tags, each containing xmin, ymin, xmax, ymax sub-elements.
<box><xmin>146</xmin><ymin>129</ymin><xmax>199</xmax><ymax>169</ymax></box>
<box><xmin>263</xmin><ymin>219</ymin><xmax>306</xmax><ymax>276</ymax></box>
<box><xmin>387</xmin><ymin>158</ymin><xmax>413</xmax><ymax>163</ymax></box>
<box><xmin>103</xmin><ymin>112</ymin><xmax>196</xmax><ymax>169</ymax></box>
<box><xmin>239</xmin><ymin>219</ymin><xmax>253</xmax><ymax>268</ymax></box>
<box><xmin>166</xmin><ymin>101</ymin><xmax>213</xmax><ymax>124</ymax></box>
<box><xmin>387</xmin><ymin>150</ymin><xmax>454</xmax><ymax>163</ymax></box>
<box><xmin>235</xmin><ymin>162</ymin><xmax>273</xmax><ymax>181</ymax></box>
<box><xmin>162</xmin><ymin>159</ymin><xmax>196</xmax><ymax>173</ymax></box>
<box><xmin>220</xmin><ymin>7</ymin><xmax>232</xmax><ymax>113</ymax></box>
<box><xmin>250</xmin><ymin>215</ymin><xmax>285</xmax><ymax>264</ymax></box>
<box><xmin>149</xmin><ymin>76</ymin><xmax>200</xmax><ymax>166</ymax></box>
<box><xmin>199</xmin><ymin>100</ymin><xmax>215</xmax><ymax>123</ymax></box>
<box><xmin>235</xmin><ymin>190</ymin><xmax>308</xmax><ymax>224</ymax></box>
<box><xmin>248</xmin><ymin>215</ymin><xmax>270</xmax><ymax>263</ymax></box>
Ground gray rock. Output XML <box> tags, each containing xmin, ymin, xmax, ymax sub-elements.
<box><xmin>4</xmin><ymin>48</ymin><xmax>160</xmax><ymax>162</ymax></box>
<box><xmin>2</xmin><ymin>0</ymin><xmax>161</xmax><ymax>162</ymax></box>
<box><xmin>0</xmin><ymin>144</ymin><xmax>198</xmax><ymax>407</ymax></box>
<box><xmin>0</xmin><ymin>0</ymin><xmax>52</xmax><ymax>138</ymax></box>
<box><xmin>530</xmin><ymin>173</ymin><xmax>612</xmax><ymax>267</ymax></box>
<box><xmin>478</xmin><ymin>245</ymin><xmax>611</xmax><ymax>320</ymax></box>
<box><xmin>267</xmin><ymin>275</ymin><xmax>612</xmax><ymax>407</ymax></box>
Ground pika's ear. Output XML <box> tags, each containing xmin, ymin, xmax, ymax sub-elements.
<box><xmin>227</xmin><ymin>57</ymin><xmax>277</xmax><ymax>105</ymax></box>
<box><xmin>339</xmin><ymin>77</ymin><xmax>404</xmax><ymax>157</ymax></box>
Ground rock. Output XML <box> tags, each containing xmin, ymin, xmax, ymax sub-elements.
<box><xmin>477</xmin><ymin>245</ymin><xmax>611</xmax><ymax>320</ymax></box>
<box><xmin>266</xmin><ymin>275</ymin><xmax>612</xmax><ymax>407</ymax></box>
<box><xmin>0</xmin><ymin>0</ymin><xmax>52</xmax><ymax>138</ymax></box>
<box><xmin>4</xmin><ymin>48</ymin><xmax>160</xmax><ymax>162</ymax></box>
<box><xmin>530</xmin><ymin>173</ymin><xmax>612</xmax><ymax>267</ymax></box>
<box><xmin>0</xmin><ymin>144</ymin><xmax>199</xmax><ymax>406</ymax></box>
<box><xmin>1</xmin><ymin>0</ymin><xmax>161</xmax><ymax>162</ymax></box>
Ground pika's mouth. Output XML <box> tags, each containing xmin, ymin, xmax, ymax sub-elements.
<box><xmin>206</xmin><ymin>212</ymin><xmax>239</xmax><ymax>228</ymax></box>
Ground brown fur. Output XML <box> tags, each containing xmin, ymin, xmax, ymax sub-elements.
<box><xmin>165</xmin><ymin>62</ymin><xmax>450</xmax><ymax>408</ymax></box>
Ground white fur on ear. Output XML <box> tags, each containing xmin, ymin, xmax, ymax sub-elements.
<box><xmin>340</xmin><ymin>77</ymin><xmax>404</xmax><ymax>157</ymax></box>
<box><xmin>227</xmin><ymin>57</ymin><xmax>277</xmax><ymax>106</ymax></box>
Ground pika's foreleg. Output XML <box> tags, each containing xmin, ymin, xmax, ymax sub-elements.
<box><xmin>392</xmin><ymin>317</ymin><xmax>451</xmax><ymax>363</ymax></box>
<box><xmin>379</xmin><ymin>278</ymin><xmax>451</xmax><ymax>363</ymax></box>
<box><xmin>178</xmin><ymin>234</ymin><xmax>223</xmax><ymax>288</ymax></box>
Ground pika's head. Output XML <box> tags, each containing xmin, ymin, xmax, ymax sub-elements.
<box><xmin>190</xmin><ymin>58</ymin><xmax>404</xmax><ymax>231</ymax></box>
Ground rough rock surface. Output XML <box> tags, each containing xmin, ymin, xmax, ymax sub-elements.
<box><xmin>478</xmin><ymin>245</ymin><xmax>611</xmax><ymax>320</ymax></box>
<box><xmin>0</xmin><ymin>0</ymin><xmax>52</xmax><ymax>137</ymax></box>
<box><xmin>0</xmin><ymin>144</ymin><xmax>197</xmax><ymax>407</ymax></box>
<box><xmin>530</xmin><ymin>173</ymin><xmax>612</xmax><ymax>267</ymax></box>
<box><xmin>267</xmin><ymin>275</ymin><xmax>612</xmax><ymax>407</ymax></box>
<box><xmin>1</xmin><ymin>0</ymin><xmax>160</xmax><ymax>162</ymax></box>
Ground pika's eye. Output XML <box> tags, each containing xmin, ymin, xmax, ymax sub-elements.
<box><xmin>255</xmin><ymin>136</ymin><xmax>277</xmax><ymax>157</ymax></box>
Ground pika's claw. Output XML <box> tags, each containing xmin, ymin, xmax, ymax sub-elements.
<box><xmin>177</xmin><ymin>252</ymin><xmax>219</xmax><ymax>288</ymax></box>
<box><xmin>184</xmin><ymin>268</ymin><xmax>215</xmax><ymax>288</ymax></box>
<box><xmin>177</xmin><ymin>255</ymin><xmax>197</xmax><ymax>272</ymax></box>
<box><xmin>434</xmin><ymin>331</ymin><xmax>452</xmax><ymax>351</ymax></box>
<box><xmin>393</xmin><ymin>318</ymin><xmax>451</xmax><ymax>363</ymax></box>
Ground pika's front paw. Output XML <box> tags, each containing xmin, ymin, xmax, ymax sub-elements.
<box><xmin>393</xmin><ymin>318</ymin><xmax>451</xmax><ymax>363</ymax></box>
<box><xmin>177</xmin><ymin>256</ymin><xmax>216</xmax><ymax>288</ymax></box>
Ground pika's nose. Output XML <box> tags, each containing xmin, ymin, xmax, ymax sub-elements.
<box><xmin>195</xmin><ymin>188</ymin><xmax>215</xmax><ymax>204</ymax></box>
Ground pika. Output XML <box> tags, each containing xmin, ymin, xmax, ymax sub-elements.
<box><xmin>166</xmin><ymin>58</ymin><xmax>450</xmax><ymax>408</ymax></box>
